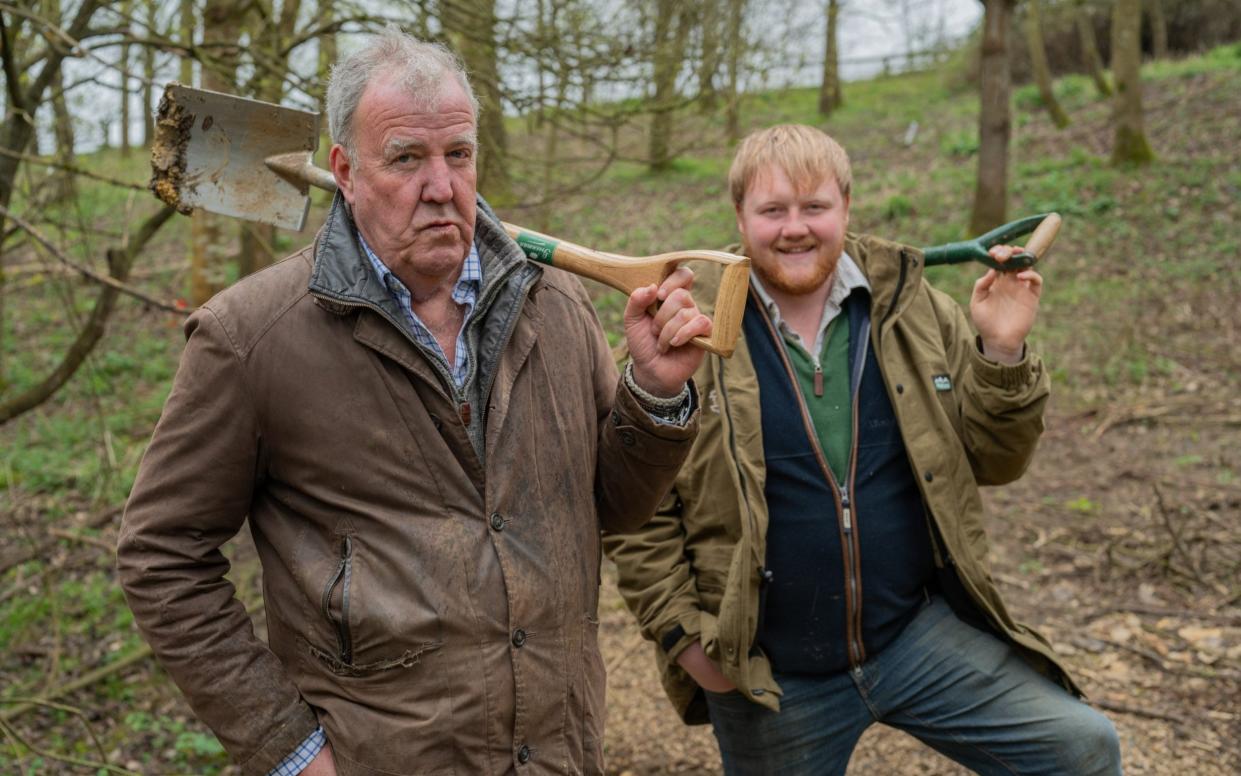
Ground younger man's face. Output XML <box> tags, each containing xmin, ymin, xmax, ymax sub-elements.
<box><xmin>735</xmin><ymin>166</ymin><xmax>850</xmax><ymax>296</ymax></box>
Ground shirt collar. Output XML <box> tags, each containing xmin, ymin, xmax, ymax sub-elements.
<box><xmin>357</xmin><ymin>233</ymin><xmax>483</xmax><ymax>302</ymax></box>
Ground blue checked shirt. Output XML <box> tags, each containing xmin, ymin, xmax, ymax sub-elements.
<box><xmin>359</xmin><ymin>234</ymin><xmax>482</xmax><ymax>387</ymax></box>
<box><xmin>269</xmin><ymin>726</ymin><xmax>325</xmax><ymax>776</ymax></box>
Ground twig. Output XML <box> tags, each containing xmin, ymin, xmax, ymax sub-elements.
<box><xmin>0</xmin><ymin>203</ymin><xmax>185</xmax><ymax>314</ymax></box>
<box><xmin>0</xmin><ymin>145</ymin><xmax>147</xmax><ymax>191</ymax></box>
<box><xmin>1153</xmin><ymin>483</ymin><xmax>1207</xmax><ymax>586</ymax></box>
<box><xmin>0</xmin><ymin>505</ymin><xmax>122</xmax><ymax>576</ymax></box>
<box><xmin>46</xmin><ymin>527</ymin><xmax>115</xmax><ymax>552</ymax></box>
<box><xmin>1091</xmin><ymin>697</ymin><xmax>1190</xmax><ymax>726</ymax></box>
<box><xmin>0</xmin><ymin>646</ymin><xmax>152</xmax><ymax>722</ymax></box>
<box><xmin>0</xmin><ymin>714</ymin><xmax>140</xmax><ymax>775</ymax></box>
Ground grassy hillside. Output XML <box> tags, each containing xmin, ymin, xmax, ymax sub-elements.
<box><xmin>1</xmin><ymin>43</ymin><xmax>1238</xmax><ymax>774</ymax></box>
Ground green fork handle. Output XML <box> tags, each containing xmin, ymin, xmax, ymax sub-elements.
<box><xmin>922</xmin><ymin>213</ymin><xmax>1062</xmax><ymax>271</ymax></box>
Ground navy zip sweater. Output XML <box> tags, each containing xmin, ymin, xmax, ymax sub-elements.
<box><xmin>749</xmin><ymin>289</ymin><xmax>936</xmax><ymax>675</ymax></box>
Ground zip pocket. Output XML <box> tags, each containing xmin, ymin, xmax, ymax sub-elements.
<box><xmin>321</xmin><ymin>535</ymin><xmax>354</xmax><ymax>665</ymax></box>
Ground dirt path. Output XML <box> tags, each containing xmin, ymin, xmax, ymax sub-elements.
<box><xmin>598</xmin><ymin>401</ymin><xmax>1241</xmax><ymax>775</ymax></box>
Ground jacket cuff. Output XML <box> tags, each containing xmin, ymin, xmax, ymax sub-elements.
<box><xmin>239</xmin><ymin>702</ymin><xmax>321</xmax><ymax>776</ymax></box>
<box><xmin>971</xmin><ymin>337</ymin><xmax>1042</xmax><ymax>392</ymax></box>
<box><xmin>611</xmin><ymin>378</ymin><xmax>699</xmax><ymax>466</ymax></box>
<box><xmin>659</xmin><ymin>609</ymin><xmax>704</xmax><ymax>663</ymax></box>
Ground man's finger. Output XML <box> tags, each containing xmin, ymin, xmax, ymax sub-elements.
<box><xmin>625</xmin><ymin>284</ymin><xmax>659</xmax><ymax>327</ymax></box>
<box><xmin>653</xmin><ymin>287</ymin><xmax>695</xmax><ymax>330</ymax></box>
<box><xmin>659</xmin><ymin>310</ymin><xmax>712</xmax><ymax>352</ymax></box>
<box><xmin>657</xmin><ymin>266</ymin><xmax>695</xmax><ymax>301</ymax></box>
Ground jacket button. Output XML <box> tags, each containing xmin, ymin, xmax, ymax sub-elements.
<box><xmin>610</xmin><ymin>410</ymin><xmax>621</xmax><ymax>426</ymax></box>
<box><xmin>512</xmin><ymin>628</ymin><xmax>527</xmax><ymax>647</ymax></box>
<box><xmin>489</xmin><ymin>512</ymin><xmax>505</xmax><ymax>531</ymax></box>
<box><xmin>895</xmin><ymin>383</ymin><xmax>904</xmax><ymax>394</ymax></box>
<box><xmin>517</xmin><ymin>744</ymin><xmax>531</xmax><ymax>764</ymax></box>
<box><xmin>618</xmin><ymin>430</ymin><xmax>636</xmax><ymax>447</ymax></box>
<box><xmin>924</xmin><ymin>471</ymin><xmax>934</xmax><ymax>482</ymax></box>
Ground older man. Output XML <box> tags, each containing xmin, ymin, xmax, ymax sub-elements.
<box><xmin>118</xmin><ymin>29</ymin><xmax>709</xmax><ymax>776</ymax></box>
<box><xmin>605</xmin><ymin>124</ymin><xmax>1122</xmax><ymax>775</ymax></box>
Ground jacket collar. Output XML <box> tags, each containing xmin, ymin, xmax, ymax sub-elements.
<box><xmin>308</xmin><ymin>191</ymin><xmax>533</xmax><ymax>315</ymax></box>
<box><xmin>842</xmin><ymin>232</ymin><xmax>924</xmax><ymax>329</ymax></box>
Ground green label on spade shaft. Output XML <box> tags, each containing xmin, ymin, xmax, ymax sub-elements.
<box><xmin>515</xmin><ymin>232</ymin><xmax>558</xmax><ymax>265</ymax></box>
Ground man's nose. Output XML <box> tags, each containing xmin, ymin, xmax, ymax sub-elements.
<box><xmin>420</xmin><ymin>156</ymin><xmax>454</xmax><ymax>203</ymax></box>
<box><xmin>782</xmin><ymin>211</ymin><xmax>810</xmax><ymax>237</ymax></box>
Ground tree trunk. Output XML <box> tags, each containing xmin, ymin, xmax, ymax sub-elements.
<box><xmin>649</xmin><ymin>0</ymin><xmax>690</xmax><ymax>171</ymax></box>
<box><xmin>119</xmin><ymin>0</ymin><xmax>132</xmax><ymax>156</ymax></box>
<box><xmin>1148</xmin><ymin>0</ymin><xmax>1167</xmax><ymax>59</ymax></box>
<box><xmin>1074</xmin><ymin>0</ymin><xmax>1111</xmax><ymax>97</ymax></box>
<box><xmin>724</xmin><ymin>0</ymin><xmax>745</xmax><ymax>142</ymax></box>
<box><xmin>1025</xmin><ymin>0</ymin><xmax>1069</xmax><ymax>128</ymax></box>
<box><xmin>189</xmin><ymin>0</ymin><xmax>244</xmax><ymax>304</ymax></box>
<box><xmin>441</xmin><ymin>0</ymin><xmax>511</xmax><ymax>203</ymax></box>
<box><xmin>238</xmin><ymin>0</ymin><xmax>303</xmax><ymax>277</ymax></box>
<box><xmin>818</xmin><ymin>0</ymin><xmax>842</xmax><ymax>116</ymax></box>
<box><xmin>1111</xmin><ymin>0</ymin><xmax>1154</xmax><ymax>164</ymax></box>
<box><xmin>970</xmin><ymin>0</ymin><xmax>1015</xmax><ymax>235</ymax></box>
<box><xmin>141</xmin><ymin>0</ymin><xmax>156</xmax><ymax>146</ymax></box>
<box><xmin>697</xmin><ymin>0</ymin><xmax>720</xmax><ymax>111</ymax></box>
<box><xmin>180</xmin><ymin>0</ymin><xmax>193</xmax><ymax>84</ymax></box>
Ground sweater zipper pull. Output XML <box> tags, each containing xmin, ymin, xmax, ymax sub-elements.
<box><xmin>814</xmin><ymin>365</ymin><xmax>824</xmax><ymax>397</ymax></box>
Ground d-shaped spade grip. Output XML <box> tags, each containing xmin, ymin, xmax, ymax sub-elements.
<box><xmin>922</xmin><ymin>213</ymin><xmax>1062</xmax><ymax>271</ymax></box>
<box><xmin>504</xmin><ymin>224</ymin><xmax>750</xmax><ymax>358</ymax></box>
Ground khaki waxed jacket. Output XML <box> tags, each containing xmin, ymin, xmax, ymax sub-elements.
<box><xmin>117</xmin><ymin>196</ymin><xmax>698</xmax><ymax>775</ymax></box>
<box><xmin>603</xmin><ymin>233</ymin><xmax>1076</xmax><ymax>724</ymax></box>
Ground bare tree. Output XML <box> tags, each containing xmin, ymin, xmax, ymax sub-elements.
<box><xmin>649</xmin><ymin>0</ymin><xmax>691</xmax><ymax>171</ymax></box>
<box><xmin>818</xmin><ymin>0</ymin><xmax>842</xmax><ymax>116</ymax></box>
<box><xmin>1025</xmin><ymin>0</ymin><xmax>1069</xmax><ymax>127</ymax></box>
<box><xmin>725</xmin><ymin>0</ymin><xmax>746</xmax><ymax>142</ymax></box>
<box><xmin>442</xmin><ymin>0</ymin><xmax>512</xmax><ymax>202</ymax></box>
<box><xmin>697</xmin><ymin>0</ymin><xmax>722</xmax><ymax>111</ymax></box>
<box><xmin>970</xmin><ymin>0</ymin><xmax>1016</xmax><ymax>234</ymax></box>
<box><xmin>1111</xmin><ymin>0</ymin><xmax>1155</xmax><ymax>164</ymax></box>
<box><xmin>1074</xmin><ymin>0</ymin><xmax>1112</xmax><ymax>97</ymax></box>
<box><xmin>119</xmin><ymin>0</ymin><xmax>132</xmax><ymax>155</ymax></box>
<box><xmin>1147</xmin><ymin>0</ymin><xmax>1168</xmax><ymax>59</ymax></box>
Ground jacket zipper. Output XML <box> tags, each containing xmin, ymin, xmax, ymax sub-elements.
<box><xmin>321</xmin><ymin>535</ymin><xmax>354</xmax><ymax>665</ymax></box>
<box><xmin>755</xmin><ymin>301</ymin><xmax>870</xmax><ymax>668</ymax></box>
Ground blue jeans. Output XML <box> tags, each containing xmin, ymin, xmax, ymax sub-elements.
<box><xmin>704</xmin><ymin>596</ymin><xmax>1121</xmax><ymax>775</ymax></box>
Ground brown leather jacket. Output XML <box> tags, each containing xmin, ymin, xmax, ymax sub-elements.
<box><xmin>117</xmin><ymin>197</ymin><xmax>698</xmax><ymax>776</ymax></box>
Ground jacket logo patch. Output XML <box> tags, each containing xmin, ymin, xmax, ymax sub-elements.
<box><xmin>708</xmin><ymin>388</ymin><xmax>720</xmax><ymax>414</ymax></box>
<box><xmin>933</xmin><ymin>374</ymin><xmax>952</xmax><ymax>391</ymax></box>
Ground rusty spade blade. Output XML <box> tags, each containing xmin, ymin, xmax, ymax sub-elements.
<box><xmin>151</xmin><ymin>83</ymin><xmax>324</xmax><ymax>231</ymax></box>
<box><xmin>149</xmin><ymin>82</ymin><xmax>750</xmax><ymax>357</ymax></box>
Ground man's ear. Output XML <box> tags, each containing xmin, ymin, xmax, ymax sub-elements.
<box><xmin>842</xmin><ymin>192</ymin><xmax>851</xmax><ymax>228</ymax></box>
<box><xmin>328</xmin><ymin>144</ymin><xmax>355</xmax><ymax>203</ymax></box>
<box><xmin>734</xmin><ymin>201</ymin><xmax>747</xmax><ymax>240</ymax></box>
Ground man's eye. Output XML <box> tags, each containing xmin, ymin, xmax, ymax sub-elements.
<box><xmin>395</xmin><ymin>153</ymin><xmax>412</xmax><ymax>164</ymax></box>
<box><xmin>449</xmin><ymin>148</ymin><xmax>473</xmax><ymax>160</ymax></box>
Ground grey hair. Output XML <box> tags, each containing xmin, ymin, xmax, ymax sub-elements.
<box><xmin>326</xmin><ymin>25</ymin><xmax>479</xmax><ymax>157</ymax></box>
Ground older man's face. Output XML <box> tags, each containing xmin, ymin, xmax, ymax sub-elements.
<box><xmin>332</xmin><ymin>75</ymin><xmax>477</xmax><ymax>294</ymax></box>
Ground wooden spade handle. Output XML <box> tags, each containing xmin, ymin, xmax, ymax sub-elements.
<box><xmin>1024</xmin><ymin>212</ymin><xmax>1061</xmax><ymax>260</ymax></box>
<box><xmin>503</xmin><ymin>223</ymin><xmax>749</xmax><ymax>358</ymax></box>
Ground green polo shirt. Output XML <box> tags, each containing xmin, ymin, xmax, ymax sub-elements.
<box><xmin>751</xmin><ymin>254</ymin><xmax>870</xmax><ymax>484</ymax></box>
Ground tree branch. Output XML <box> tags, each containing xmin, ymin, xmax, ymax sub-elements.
<box><xmin>0</xmin><ymin>204</ymin><xmax>184</xmax><ymax>426</ymax></box>
<box><xmin>0</xmin><ymin>204</ymin><xmax>184</xmax><ymax>313</ymax></box>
